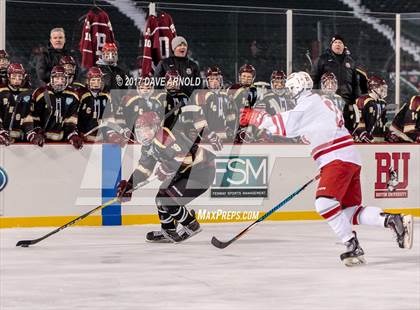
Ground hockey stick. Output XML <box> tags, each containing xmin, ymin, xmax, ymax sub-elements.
<box><xmin>16</xmin><ymin>176</ymin><xmax>157</xmax><ymax>247</ymax></box>
<box><xmin>211</xmin><ymin>174</ymin><xmax>320</xmax><ymax>249</ymax></box>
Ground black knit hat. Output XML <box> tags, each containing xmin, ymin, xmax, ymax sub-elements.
<box><xmin>330</xmin><ymin>34</ymin><xmax>345</xmax><ymax>46</ymax></box>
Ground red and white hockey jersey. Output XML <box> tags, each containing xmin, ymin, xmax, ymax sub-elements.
<box><xmin>141</xmin><ymin>12</ymin><xmax>176</xmax><ymax>76</ymax></box>
<box><xmin>79</xmin><ymin>9</ymin><xmax>115</xmax><ymax>68</ymax></box>
<box><xmin>260</xmin><ymin>91</ymin><xmax>361</xmax><ymax>168</ymax></box>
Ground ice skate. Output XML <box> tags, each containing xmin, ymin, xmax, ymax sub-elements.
<box><xmin>178</xmin><ymin>220</ymin><xmax>202</xmax><ymax>242</ymax></box>
<box><xmin>384</xmin><ymin>213</ymin><xmax>413</xmax><ymax>249</ymax></box>
<box><xmin>146</xmin><ymin>228</ymin><xmax>183</xmax><ymax>243</ymax></box>
<box><xmin>340</xmin><ymin>232</ymin><xmax>366</xmax><ymax>267</ymax></box>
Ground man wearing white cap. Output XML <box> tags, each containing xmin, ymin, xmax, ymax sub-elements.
<box><xmin>154</xmin><ymin>36</ymin><xmax>201</xmax><ymax>97</ymax></box>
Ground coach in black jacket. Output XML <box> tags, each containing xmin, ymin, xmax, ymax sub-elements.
<box><xmin>35</xmin><ymin>28</ymin><xmax>73</xmax><ymax>86</ymax></box>
<box><xmin>154</xmin><ymin>36</ymin><xmax>201</xmax><ymax>97</ymax></box>
<box><xmin>312</xmin><ymin>34</ymin><xmax>360</xmax><ymax>130</ymax></box>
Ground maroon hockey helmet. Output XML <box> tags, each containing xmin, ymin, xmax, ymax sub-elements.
<box><xmin>0</xmin><ymin>49</ymin><xmax>10</xmax><ymax>70</ymax></box>
<box><xmin>368</xmin><ymin>75</ymin><xmax>387</xmax><ymax>99</ymax></box>
<box><xmin>239</xmin><ymin>64</ymin><xmax>256</xmax><ymax>86</ymax></box>
<box><xmin>7</xmin><ymin>63</ymin><xmax>26</xmax><ymax>88</ymax></box>
<box><xmin>206</xmin><ymin>66</ymin><xmax>223</xmax><ymax>90</ymax></box>
<box><xmin>165</xmin><ymin>69</ymin><xmax>181</xmax><ymax>91</ymax></box>
<box><xmin>270</xmin><ymin>70</ymin><xmax>286</xmax><ymax>94</ymax></box>
<box><xmin>321</xmin><ymin>72</ymin><xmax>338</xmax><ymax>94</ymax></box>
<box><xmin>134</xmin><ymin>111</ymin><xmax>161</xmax><ymax>145</ymax></box>
<box><xmin>87</xmin><ymin>66</ymin><xmax>104</xmax><ymax>92</ymax></box>
<box><xmin>50</xmin><ymin>65</ymin><xmax>68</xmax><ymax>92</ymax></box>
<box><xmin>59</xmin><ymin>56</ymin><xmax>77</xmax><ymax>76</ymax></box>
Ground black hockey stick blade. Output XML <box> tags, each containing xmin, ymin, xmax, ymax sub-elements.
<box><xmin>211</xmin><ymin>236</ymin><xmax>234</xmax><ymax>249</ymax></box>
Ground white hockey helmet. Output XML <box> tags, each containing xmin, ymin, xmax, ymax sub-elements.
<box><xmin>285</xmin><ymin>71</ymin><xmax>313</xmax><ymax>98</ymax></box>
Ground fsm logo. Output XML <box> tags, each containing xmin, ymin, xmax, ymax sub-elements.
<box><xmin>0</xmin><ymin>167</ymin><xmax>8</xmax><ymax>192</ymax></box>
<box><xmin>211</xmin><ymin>156</ymin><xmax>268</xmax><ymax>198</ymax></box>
<box><xmin>375</xmin><ymin>152</ymin><xmax>410</xmax><ymax>198</ymax></box>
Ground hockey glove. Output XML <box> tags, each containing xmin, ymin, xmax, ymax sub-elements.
<box><xmin>27</xmin><ymin>128</ymin><xmax>45</xmax><ymax>147</ymax></box>
<box><xmin>353</xmin><ymin>129</ymin><xmax>374</xmax><ymax>143</ymax></box>
<box><xmin>0</xmin><ymin>130</ymin><xmax>11</xmax><ymax>146</ymax></box>
<box><xmin>107</xmin><ymin>131</ymin><xmax>128</xmax><ymax>147</ymax></box>
<box><xmin>207</xmin><ymin>131</ymin><xmax>223</xmax><ymax>151</ymax></box>
<box><xmin>239</xmin><ymin>108</ymin><xmax>267</xmax><ymax>128</ymax></box>
<box><xmin>155</xmin><ymin>164</ymin><xmax>175</xmax><ymax>182</ymax></box>
<box><xmin>68</xmin><ymin>131</ymin><xmax>84</xmax><ymax>150</ymax></box>
<box><xmin>117</xmin><ymin>179</ymin><xmax>133</xmax><ymax>202</ymax></box>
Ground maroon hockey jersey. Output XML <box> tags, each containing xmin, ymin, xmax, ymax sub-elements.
<box><xmin>79</xmin><ymin>9</ymin><xmax>115</xmax><ymax>69</ymax></box>
<box><xmin>141</xmin><ymin>12</ymin><xmax>176</xmax><ymax>76</ymax></box>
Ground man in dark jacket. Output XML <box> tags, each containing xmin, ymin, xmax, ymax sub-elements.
<box><xmin>312</xmin><ymin>34</ymin><xmax>360</xmax><ymax>131</ymax></box>
<box><xmin>35</xmin><ymin>28</ymin><xmax>73</xmax><ymax>85</ymax></box>
<box><xmin>153</xmin><ymin>36</ymin><xmax>201</xmax><ymax>97</ymax></box>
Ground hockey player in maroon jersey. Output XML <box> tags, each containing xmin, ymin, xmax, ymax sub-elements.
<box><xmin>387</xmin><ymin>95</ymin><xmax>420</xmax><ymax>143</ymax></box>
<box><xmin>240</xmin><ymin>71</ymin><xmax>413</xmax><ymax>266</ymax></box>
<box><xmin>117</xmin><ymin>111</ymin><xmax>216</xmax><ymax>243</ymax></box>
<box><xmin>191</xmin><ymin>66</ymin><xmax>236</xmax><ymax>142</ymax></box>
<box><xmin>79</xmin><ymin>7</ymin><xmax>115</xmax><ymax>69</ymax></box>
<box><xmin>156</xmin><ymin>69</ymin><xmax>222</xmax><ymax>151</ymax></box>
<box><xmin>78</xmin><ymin>66</ymin><xmax>114</xmax><ymax>142</ymax></box>
<box><xmin>96</xmin><ymin>43</ymin><xmax>131</xmax><ymax>92</ymax></box>
<box><xmin>228</xmin><ymin>64</ymin><xmax>258</xmax><ymax>143</ymax></box>
<box><xmin>0</xmin><ymin>64</ymin><xmax>33</xmax><ymax>145</ymax></box>
<box><xmin>59</xmin><ymin>56</ymin><xmax>85</xmax><ymax>95</ymax></box>
<box><xmin>352</xmin><ymin>76</ymin><xmax>388</xmax><ymax>143</ymax></box>
<box><xmin>141</xmin><ymin>11</ymin><xmax>177</xmax><ymax>77</ymax></box>
<box><xmin>0</xmin><ymin>49</ymin><xmax>10</xmax><ymax>85</ymax></box>
<box><xmin>25</xmin><ymin>65</ymin><xmax>83</xmax><ymax>149</ymax></box>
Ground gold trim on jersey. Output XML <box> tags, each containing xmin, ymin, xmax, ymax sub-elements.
<box><xmin>81</xmin><ymin>92</ymin><xmax>92</xmax><ymax>102</ymax></box>
<box><xmin>35</xmin><ymin>91</ymin><xmax>54</xmax><ymax>102</ymax></box>
<box><xmin>63</xmin><ymin>89</ymin><xmax>79</xmax><ymax>101</ymax></box>
<box><xmin>125</xmin><ymin>95</ymin><xmax>141</xmax><ymax>107</ymax></box>
<box><xmin>64</xmin><ymin>116</ymin><xmax>78</xmax><ymax>125</ymax></box>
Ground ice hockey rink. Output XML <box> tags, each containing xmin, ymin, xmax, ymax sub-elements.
<box><xmin>1</xmin><ymin>220</ymin><xmax>419</xmax><ymax>310</ymax></box>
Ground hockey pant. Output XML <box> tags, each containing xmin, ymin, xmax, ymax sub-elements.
<box><xmin>156</xmin><ymin>165</ymin><xmax>215</xmax><ymax>229</ymax></box>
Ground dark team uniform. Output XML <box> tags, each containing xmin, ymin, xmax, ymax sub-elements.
<box><xmin>228</xmin><ymin>83</ymin><xmax>258</xmax><ymax>143</ymax></box>
<box><xmin>191</xmin><ymin>89</ymin><xmax>236</xmax><ymax>142</ymax></box>
<box><xmin>78</xmin><ymin>89</ymin><xmax>112</xmax><ymax>141</ymax></box>
<box><xmin>155</xmin><ymin>90</ymin><xmax>208</xmax><ymax>140</ymax></box>
<box><xmin>96</xmin><ymin>60</ymin><xmax>131</xmax><ymax>92</ymax></box>
<box><xmin>128</xmin><ymin>127</ymin><xmax>215</xmax><ymax>229</ymax></box>
<box><xmin>389</xmin><ymin>95</ymin><xmax>420</xmax><ymax>143</ymax></box>
<box><xmin>0</xmin><ymin>71</ymin><xmax>7</xmax><ymax>85</ymax></box>
<box><xmin>0</xmin><ymin>85</ymin><xmax>33</xmax><ymax>142</ymax></box>
<box><xmin>28</xmin><ymin>86</ymin><xmax>80</xmax><ymax>142</ymax></box>
<box><xmin>353</xmin><ymin>94</ymin><xmax>387</xmax><ymax>142</ymax></box>
<box><xmin>115</xmin><ymin>93</ymin><xmax>163</xmax><ymax>136</ymax></box>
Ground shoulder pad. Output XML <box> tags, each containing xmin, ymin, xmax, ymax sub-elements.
<box><xmin>80</xmin><ymin>91</ymin><xmax>92</xmax><ymax>102</ymax></box>
<box><xmin>153</xmin><ymin>127</ymin><xmax>176</xmax><ymax>148</ymax></box>
<box><xmin>63</xmin><ymin>89</ymin><xmax>80</xmax><ymax>101</ymax></box>
<box><xmin>356</xmin><ymin>95</ymin><xmax>372</xmax><ymax>108</ymax></box>
<box><xmin>125</xmin><ymin>95</ymin><xmax>141</xmax><ymax>107</ymax></box>
<box><xmin>0</xmin><ymin>87</ymin><xmax>9</xmax><ymax>93</ymax></box>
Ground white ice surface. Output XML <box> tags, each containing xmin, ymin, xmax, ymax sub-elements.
<box><xmin>1</xmin><ymin>221</ymin><xmax>419</xmax><ymax>310</ymax></box>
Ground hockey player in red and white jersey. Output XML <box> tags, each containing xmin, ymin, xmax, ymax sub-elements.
<box><xmin>240</xmin><ymin>71</ymin><xmax>413</xmax><ymax>266</ymax></box>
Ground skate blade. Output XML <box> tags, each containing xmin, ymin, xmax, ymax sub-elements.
<box><xmin>343</xmin><ymin>256</ymin><xmax>367</xmax><ymax>267</ymax></box>
<box><xmin>403</xmin><ymin>215</ymin><xmax>413</xmax><ymax>249</ymax></box>
<box><xmin>145</xmin><ymin>238</ymin><xmax>173</xmax><ymax>244</ymax></box>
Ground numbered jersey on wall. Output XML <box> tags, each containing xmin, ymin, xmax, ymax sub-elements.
<box><xmin>79</xmin><ymin>9</ymin><xmax>115</xmax><ymax>68</ymax></box>
<box><xmin>141</xmin><ymin>12</ymin><xmax>176</xmax><ymax>76</ymax></box>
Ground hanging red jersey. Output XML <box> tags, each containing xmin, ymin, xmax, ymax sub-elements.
<box><xmin>79</xmin><ymin>9</ymin><xmax>115</xmax><ymax>69</ymax></box>
<box><xmin>141</xmin><ymin>12</ymin><xmax>176</xmax><ymax>76</ymax></box>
